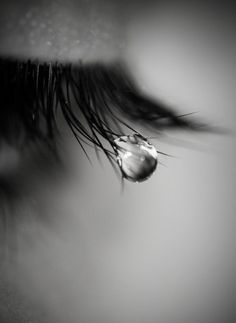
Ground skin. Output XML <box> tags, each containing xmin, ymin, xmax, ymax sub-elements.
<box><xmin>0</xmin><ymin>1</ymin><xmax>236</xmax><ymax>323</ymax></box>
<box><xmin>0</xmin><ymin>0</ymin><xmax>135</xmax><ymax>61</ymax></box>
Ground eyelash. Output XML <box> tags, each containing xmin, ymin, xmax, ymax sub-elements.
<box><xmin>0</xmin><ymin>57</ymin><xmax>205</xmax><ymax>172</ymax></box>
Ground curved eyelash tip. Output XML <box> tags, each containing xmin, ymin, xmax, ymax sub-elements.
<box><xmin>156</xmin><ymin>149</ymin><xmax>175</xmax><ymax>158</ymax></box>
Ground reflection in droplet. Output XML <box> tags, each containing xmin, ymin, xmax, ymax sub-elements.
<box><xmin>114</xmin><ymin>134</ymin><xmax>158</xmax><ymax>183</ymax></box>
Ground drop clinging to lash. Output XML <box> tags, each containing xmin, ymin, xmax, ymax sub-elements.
<box><xmin>114</xmin><ymin>134</ymin><xmax>158</xmax><ymax>183</ymax></box>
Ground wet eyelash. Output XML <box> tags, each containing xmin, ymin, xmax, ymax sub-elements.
<box><xmin>0</xmin><ymin>57</ymin><xmax>205</xmax><ymax>169</ymax></box>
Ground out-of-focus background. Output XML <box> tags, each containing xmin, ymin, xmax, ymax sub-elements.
<box><xmin>0</xmin><ymin>1</ymin><xmax>236</xmax><ymax>323</ymax></box>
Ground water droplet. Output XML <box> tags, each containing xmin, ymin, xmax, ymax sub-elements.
<box><xmin>114</xmin><ymin>134</ymin><xmax>158</xmax><ymax>182</ymax></box>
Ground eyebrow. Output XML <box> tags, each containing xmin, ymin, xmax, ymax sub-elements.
<box><xmin>0</xmin><ymin>57</ymin><xmax>205</xmax><ymax>165</ymax></box>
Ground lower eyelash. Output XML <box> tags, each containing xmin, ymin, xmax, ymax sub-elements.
<box><xmin>0</xmin><ymin>57</ymin><xmax>207</xmax><ymax>174</ymax></box>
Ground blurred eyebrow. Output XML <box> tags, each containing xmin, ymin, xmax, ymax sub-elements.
<box><xmin>0</xmin><ymin>57</ymin><xmax>205</xmax><ymax>162</ymax></box>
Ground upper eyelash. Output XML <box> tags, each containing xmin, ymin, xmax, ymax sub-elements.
<box><xmin>0</xmin><ymin>57</ymin><xmax>206</xmax><ymax>167</ymax></box>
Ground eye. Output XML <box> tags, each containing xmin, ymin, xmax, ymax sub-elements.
<box><xmin>0</xmin><ymin>57</ymin><xmax>207</xmax><ymax>184</ymax></box>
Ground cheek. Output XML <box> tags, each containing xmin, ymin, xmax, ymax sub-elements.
<box><xmin>4</xmin><ymin>129</ymin><xmax>235</xmax><ymax>323</ymax></box>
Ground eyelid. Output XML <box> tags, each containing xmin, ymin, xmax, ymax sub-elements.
<box><xmin>0</xmin><ymin>57</ymin><xmax>205</xmax><ymax>164</ymax></box>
